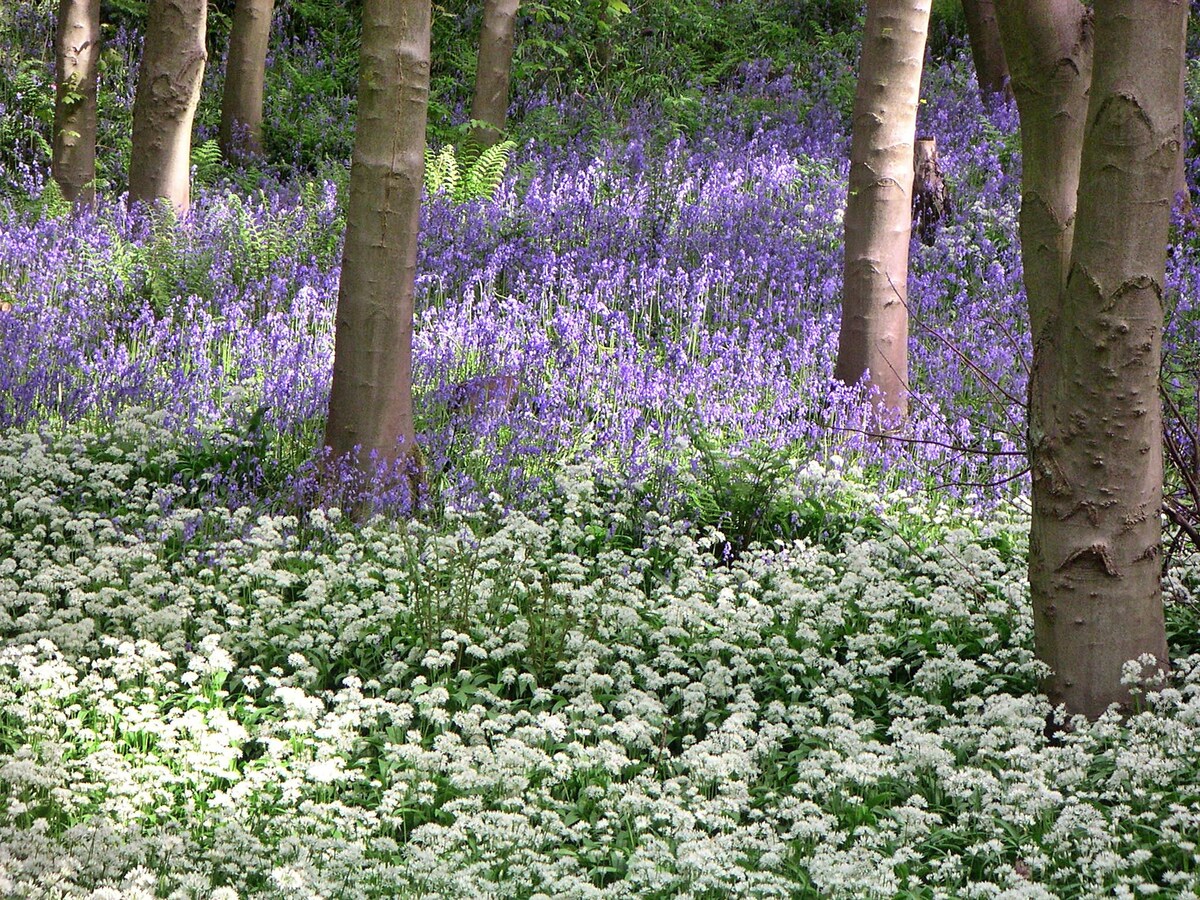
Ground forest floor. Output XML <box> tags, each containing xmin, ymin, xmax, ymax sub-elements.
<box><xmin>3</xmin><ymin>51</ymin><xmax>1200</xmax><ymax>900</ymax></box>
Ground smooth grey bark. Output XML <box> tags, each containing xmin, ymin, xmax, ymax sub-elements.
<box><xmin>52</xmin><ymin>0</ymin><xmax>101</xmax><ymax>204</ymax></box>
<box><xmin>998</xmin><ymin>0</ymin><xmax>1185</xmax><ymax>718</ymax></box>
<box><xmin>219</xmin><ymin>0</ymin><xmax>274</xmax><ymax>162</ymax></box>
<box><xmin>468</xmin><ymin>0</ymin><xmax>519</xmax><ymax>149</ymax></box>
<box><xmin>835</xmin><ymin>0</ymin><xmax>932</xmax><ymax>416</ymax></box>
<box><xmin>128</xmin><ymin>0</ymin><xmax>208</xmax><ymax>214</ymax></box>
<box><xmin>324</xmin><ymin>0</ymin><xmax>431</xmax><ymax>483</ymax></box>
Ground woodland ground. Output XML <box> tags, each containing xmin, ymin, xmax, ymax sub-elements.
<box><xmin>4</xmin><ymin>6</ymin><xmax>1200</xmax><ymax>899</ymax></box>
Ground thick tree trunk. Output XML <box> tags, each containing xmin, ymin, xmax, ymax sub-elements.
<box><xmin>52</xmin><ymin>0</ymin><xmax>101</xmax><ymax>204</ymax></box>
<box><xmin>1035</xmin><ymin>0</ymin><xmax>1183</xmax><ymax>718</ymax></box>
<box><xmin>219</xmin><ymin>0</ymin><xmax>274</xmax><ymax>162</ymax></box>
<box><xmin>961</xmin><ymin>0</ymin><xmax>1012</xmax><ymax>103</ymax></box>
<box><xmin>999</xmin><ymin>0</ymin><xmax>1184</xmax><ymax>718</ymax></box>
<box><xmin>994</xmin><ymin>0</ymin><xmax>1092</xmax><ymax>335</ymax></box>
<box><xmin>835</xmin><ymin>0</ymin><xmax>932</xmax><ymax>416</ymax></box>
<box><xmin>324</xmin><ymin>0</ymin><xmax>431</xmax><ymax>479</ymax></box>
<box><xmin>128</xmin><ymin>0</ymin><xmax>208</xmax><ymax>214</ymax></box>
<box><xmin>468</xmin><ymin>0</ymin><xmax>519</xmax><ymax>149</ymax></box>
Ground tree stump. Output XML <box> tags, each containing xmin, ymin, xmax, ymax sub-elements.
<box><xmin>912</xmin><ymin>136</ymin><xmax>951</xmax><ymax>246</ymax></box>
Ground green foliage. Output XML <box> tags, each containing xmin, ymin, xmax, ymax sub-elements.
<box><xmin>684</xmin><ymin>432</ymin><xmax>874</xmax><ymax>561</ymax></box>
<box><xmin>0</xmin><ymin>58</ymin><xmax>54</xmax><ymax>180</ymax></box>
<box><xmin>429</xmin><ymin>0</ymin><xmax>862</xmax><ymax>145</ymax></box>
<box><xmin>425</xmin><ymin>140</ymin><xmax>515</xmax><ymax>203</ymax></box>
<box><xmin>190</xmin><ymin>138</ymin><xmax>224</xmax><ymax>187</ymax></box>
<box><xmin>1187</xmin><ymin>58</ymin><xmax>1200</xmax><ymax>145</ymax></box>
<box><xmin>25</xmin><ymin>176</ymin><xmax>72</xmax><ymax>221</ymax></box>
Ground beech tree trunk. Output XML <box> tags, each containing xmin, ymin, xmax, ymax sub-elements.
<box><xmin>998</xmin><ymin>0</ymin><xmax>1185</xmax><ymax>718</ymax></box>
<box><xmin>219</xmin><ymin>0</ymin><xmax>274</xmax><ymax>162</ymax></box>
<box><xmin>835</xmin><ymin>0</ymin><xmax>932</xmax><ymax>416</ymax></box>
<box><xmin>128</xmin><ymin>0</ymin><xmax>208</xmax><ymax>214</ymax></box>
<box><xmin>52</xmin><ymin>0</ymin><xmax>101</xmax><ymax>204</ymax></box>
<box><xmin>961</xmin><ymin>0</ymin><xmax>1012</xmax><ymax>103</ymax></box>
<box><xmin>324</xmin><ymin>0</ymin><xmax>431</xmax><ymax>479</ymax></box>
<box><xmin>468</xmin><ymin>0</ymin><xmax>519</xmax><ymax>149</ymax></box>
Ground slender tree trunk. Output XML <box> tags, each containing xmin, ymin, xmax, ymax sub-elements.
<box><xmin>961</xmin><ymin>0</ymin><xmax>1012</xmax><ymax>103</ymax></box>
<box><xmin>999</xmin><ymin>0</ymin><xmax>1185</xmax><ymax>718</ymax></box>
<box><xmin>52</xmin><ymin>0</ymin><xmax>101</xmax><ymax>204</ymax></box>
<box><xmin>219</xmin><ymin>0</ymin><xmax>274</xmax><ymax>162</ymax></box>
<box><xmin>835</xmin><ymin>0</ymin><xmax>932</xmax><ymax>416</ymax></box>
<box><xmin>468</xmin><ymin>0</ymin><xmax>519</xmax><ymax>149</ymax></box>
<box><xmin>324</xmin><ymin>0</ymin><xmax>431</xmax><ymax>481</ymax></box>
<box><xmin>128</xmin><ymin>0</ymin><xmax>208</xmax><ymax>214</ymax></box>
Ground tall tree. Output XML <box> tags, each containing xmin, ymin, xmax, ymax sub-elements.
<box><xmin>997</xmin><ymin>0</ymin><xmax>1186</xmax><ymax>718</ymax></box>
<box><xmin>962</xmin><ymin>0</ymin><xmax>1011</xmax><ymax>103</ymax></box>
<box><xmin>835</xmin><ymin>0</ymin><xmax>932</xmax><ymax>416</ymax></box>
<box><xmin>128</xmin><ymin>0</ymin><xmax>208</xmax><ymax>214</ymax></box>
<box><xmin>468</xmin><ymin>0</ymin><xmax>519</xmax><ymax>149</ymax></box>
<box><xmin>219</xmin><ymin>0</ymin><xmax>274</xmax><ymax>162</ymax></box>
<box><xmin>324</xmin><ymin>0</ymin><xmax>431</xmax><ymax>480</ymax></box>
<box><xmin>52</xmin><ymin>0</ymin><xmax>101</xmax><ymax>204</ymax></box>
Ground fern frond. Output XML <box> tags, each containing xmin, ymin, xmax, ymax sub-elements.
<box><xmin>424</xmin><ymin>141</ymin><xmax>513</xmax><ymax>203</ymax></box>
<box><xmin>457</xmin><ymin>140</ymin><xmax>514</xmax><ymax>203</ymax></box>
<box><xmin>190</xmin><ymin>139</ymin><xmax>223</xmax><ymax>187</ymax></box>
<box><xmin>425</xmin><ymin>144</ymin><xmax>459</xmax><ymax>197</ymax></box>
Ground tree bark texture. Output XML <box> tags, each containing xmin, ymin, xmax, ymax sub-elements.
<box><xmin>52</xmin><ymin>0</ymin><xmax>101</xmax><ymax>204</ymax></box>
<box><xmin>962</xmin><ymin>0</ymin><xmax>1012</xmax><ymax>103</ymax></box>
<box><xmin>129</xmin><ymin>0</ymin><xmax>208</xmax><ymax>214</ymax></box>
<box><xmin>468</xmin><ymin>0</ymin><xmax>519</xmax><ymax>149</ymax></box>
<box><xmin>835</xmin><ymin>0</ymin><xmax>932</xmax><ymax>416</ymax></box>
<box><xmin>912</xmin><ymin>136</ymin><xmax>950</xmax><ymax>246</ymax></box>
<box><xmin>324</xmin><ymin>0</ymin><xmax>431</xmax><ymax>474</ymax></box>
<box><xmin>999</xmin><ymin>0</ymin><xmax>1185</xmax><ymax>718</ymax></box>
<box><xmin>995</xmin><ymin>0</ymin><xmax>1092</xmax><ymax>339</ymax></box>
<box><xmin>219</xmin><ymin>0</ymin><xmax>274</xmax><ymax>162</ymax></box>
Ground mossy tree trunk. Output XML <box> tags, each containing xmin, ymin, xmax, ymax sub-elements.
<box><xmin>835</xmin><ymin>0</ymin><xmax>932</xmax><ymax>416</ymax></box>
<box><xmin>219</xmin><ymin>0</ymin><xmax>274</xmax><ymax>162</ymax></box>
<box><xmin>324</xmin><ymin>0</ymin><xmax>431</xmax><ymax>483</ymax></box>
<box><xmin>468</xmin><ymin>0</ymin><xmax>519</xmax><ymax>149</ymax></box>
<box><xmin>128</xmin><ymin>0</ymin><xmax>208</xmax><ymax>214</ymax></box>
<box><xmin>998</xmin><ymin>0</ymin><xmax>1185</xmax><ymax>718</ymax></box>
<box><xmin>52</xmin><ymin>0</ymin><xmax>101</xmax><ymax>204</ymax></box>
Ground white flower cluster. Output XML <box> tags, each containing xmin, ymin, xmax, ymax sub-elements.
<box><xmin>1</xmin><ymin>419</ymin><xmax>1199</xmax><ymax>898</ymax></box>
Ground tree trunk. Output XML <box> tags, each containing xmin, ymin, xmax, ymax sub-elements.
<box><xmin>52</xmin><ymin>0</ymin><xmax>101</xmax><ymax>204</ymax></box>
<box><xmin>835</xmin><ymin>0</ymin><xmax>932</xmax><ymax>417</ymax></box>
<box><xmin>961</xmin><ymin>0</ymin><xmax>1012</xmax><ymax>104</ymax></box>
<box><xmin>994</xmin><ymin>0</ymin><xmax>1092</xmax><ymax>337</ymax></box>
<box><xmin>129</xmin><ymin>0</ymin><xmax>208</xmax><ymax>214</ymax></box>
<box><xmin>324</xmin><ymin>0</ymin><xmax>431</xmax><ymax>483</ymax></box>
<box><xmin>999</xmin><ymin>0</ymin><xmax>1184</xmax><ymax>718</ymax></box>
<box><xmin>468</xmin><ymin>0</ymin><xmax>519</xmax><ymax>149</ymax></box>
<box><xmin>219</xmin><ymin>0</ymin><xmax>274</xmax><ymax>162</ymax></box>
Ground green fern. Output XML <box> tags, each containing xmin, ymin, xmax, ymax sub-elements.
<box><xmin>31</xmin><ymin>177</ymin><xmax>71</xmax><ymax>220</ymax></box>
<box><xmin>424</xmin><ymin>144</ymin><xmax>460</xmax><ymax>197</ymax></box>
<box><xmin>424</xmin><ymin>140</ymin><xmax>514</xmax><ymax>203</ymax></box>
<box><xmin>190</xmin><ymin>138</ymin><xmax>224</xmax><ymax>187</ymax></box>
